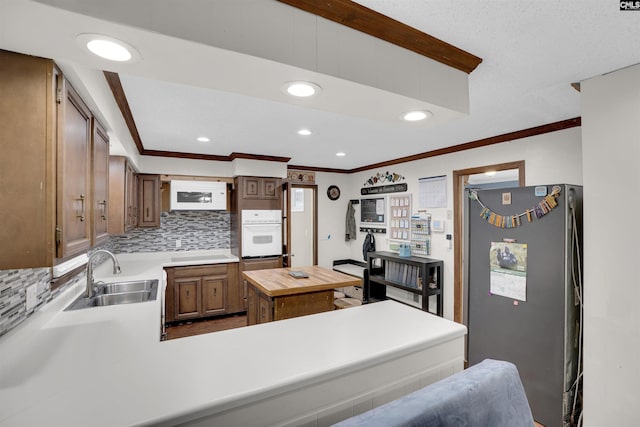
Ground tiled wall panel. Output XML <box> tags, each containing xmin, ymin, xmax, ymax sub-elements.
<box><xmin>0</xmin><ymin>210</ymin><xmax>230</xmax><ymax>337</ymax></box>
<box><xmin>110</xmin><ymin>211</ymin><xmax>230</xmax><ymax>252</ymax></box>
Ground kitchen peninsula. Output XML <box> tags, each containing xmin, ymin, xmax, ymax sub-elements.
<box><xmin>0</xmin><ymin>251</ymin><xmax>466</xmax><ymax>426</ymax></box>
<box><xmin>243</xmin><ymin>265</ymin><xmax>360</xmax><ymax>325</ymax></box>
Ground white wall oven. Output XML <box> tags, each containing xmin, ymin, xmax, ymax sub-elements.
<box><xmin>242</xmin><ymin>210</ymin><xmax>282</xmax><ymax>258</ymax></box>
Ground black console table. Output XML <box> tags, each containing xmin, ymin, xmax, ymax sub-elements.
<box><xmin>366</xmin><ymin>251</ymin><xmax>443</xmax><ymax>317</ymax></box>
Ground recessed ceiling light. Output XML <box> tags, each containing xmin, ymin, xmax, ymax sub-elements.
<box><xmin>485</xmin><ymin>171</ymin><xmax>497</xmax><ymax>176</ymax></box>
<box><xmin>197</xmin><ymin>136</ymin><xmax>210</xmax><ymax>142</ymax></box>
<box><xmin>336</xmin><ymin>152</ymin><xmax>346</xmax><ymax>157</ymax></box>
<box><xmin>76</xmin><ymin>33</ymin><xmax>141</xmax><ymax>62</ymax></box>
<box><xmin>402</xmin><ymin>110</ymin><xmax>433</xmax><ymax>122</ymax></box>
<box><xmin>282</xmin><ymin>81</ymin><xmax>321</xmax><ymax>97</ymax></box>
<box><xmin>298</xmin><ymin>129</ymin><xmax>312</xmax><ymax>136</ymax></box>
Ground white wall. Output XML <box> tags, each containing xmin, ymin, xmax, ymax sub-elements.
<box><xmin>320</xmin><ymin>126</ymin><xmax>583</xmax><ymax>320</ymax></box>
<box><xmin>581</xmin><ymin>64</ymin><xmax>640</xmax><ymax>426</ymax></box>
<box><xmin>313</xmin><ymin>172</ymin><xmax>359</xmax><ymax>267</ymax></box>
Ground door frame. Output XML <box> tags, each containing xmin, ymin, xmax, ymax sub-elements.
<box><xmin>452</xmin><ymin>160</ymin><xmax>525</xmax><ymax>323</ymax></box>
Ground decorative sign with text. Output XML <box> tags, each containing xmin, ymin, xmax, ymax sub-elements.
<box><xmin>361</xmin><ymin>183</ymin><xmax>407</xmax><ymax>195</ymax></box>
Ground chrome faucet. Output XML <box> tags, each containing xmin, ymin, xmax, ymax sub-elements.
<box><xmin>86</xmin><ymin>250</ymin><xmax>122</xmax><ymax>298</ymax></box>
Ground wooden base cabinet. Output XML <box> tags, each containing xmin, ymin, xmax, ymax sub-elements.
<box><xmin>247</xmin><ymin>286</ymin><xmax>334</xmax><ymax>326</ymax></box>
<box><xmin>165</xmin><ymin>263</ymin><xmax>240</xmax><ymax>323</ymax></box>
<box><xmin>240</xmin><ymin>256</ymin><xmax>282</xmax><ymax>312</ymax></box>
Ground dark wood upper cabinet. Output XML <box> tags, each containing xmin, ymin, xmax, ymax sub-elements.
<box><xmin>0</xmin><ymin>50</ymin><xmax>57</xmax><ymax>268</ymax></box>
<box><xmin>92</xmin><ymin>118</ymin><xmax>110</xmax><ymax>246</ymax></box>
<box><xmin>108</xmin><ymin>156</ymin><xmax>139</xmax><ymax>235</ymax></box>
<box><xmin>137</xmin><ymin>174</ymin><xmax>161</xmax><ymax>228</ymax></box>
<box><xmin>0</xmin><ymin>49</ymin><xmax>112</xmax><ymax>268</ymax></box>
<box><xmin>57</xmin><ymin>80</ymin><xmax>93</xmax><ymax>259</ymax></box>
<box><xmin>239</xmin><ymin>176</ymin><xmax>281</xmax><ymax>201</ymax></box>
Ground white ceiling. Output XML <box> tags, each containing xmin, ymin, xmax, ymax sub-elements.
<box><xmin>2</xmin><ymin>0</ymin><xmax>640</xmax><ymax>171</ymax></box>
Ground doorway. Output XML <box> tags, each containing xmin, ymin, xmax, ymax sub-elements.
<box><xmin>283</xmin><ymin>184</ymin><xmax>318</xmax><ymax>267</ymax></box>
<box><xmin>452</xmin><ymin>161</ymin><xmax>525</xmax><ymax>325</ymax></box>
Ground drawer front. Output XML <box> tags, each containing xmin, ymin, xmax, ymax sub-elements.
<box><xmin>173</xmin><ymin>264</ymin><xmax>227</xmax><ymax>278</ymax></box>
<box><xmin>273</xmin><ymin>290</ymin><xmax>334</xmax><ymax>321</ymax></box>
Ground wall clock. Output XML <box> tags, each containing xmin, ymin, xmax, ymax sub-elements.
<box><xmin>327</xmin><ymin>185</ymin><xmax>341</xmax><ymax>201</ymax></box>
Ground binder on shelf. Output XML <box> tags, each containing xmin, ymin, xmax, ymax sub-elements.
<box><xmin>366</xmin><ymin>251</ymin><xmax>443</xmax><ymax>317</ymax></box>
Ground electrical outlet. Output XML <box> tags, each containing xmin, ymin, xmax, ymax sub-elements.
<box><xmin>26</xmin><ymin>284</ymin><xmax>37</xmax><ymax>311</ymax></box>
<box><xmin>175</xmin><ymin>239</ymin><xmax>182</xmax><ymax>248</ymax></box>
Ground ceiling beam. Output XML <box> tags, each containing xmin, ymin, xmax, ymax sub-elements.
<box><xmin>103</xmin><ymin>71</ymin><xmax>145</xmax><ymax>154</ymax></box>
<box><xmin>276</xmin><ymin>0</ymin><xmax>482</xmax><ymax>74</ymax></box>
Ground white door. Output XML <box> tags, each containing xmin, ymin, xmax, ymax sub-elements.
<box><xmin>289</xmin><ymin>186</ymin><xmax>317</xmax><ymax>267</ymax></box>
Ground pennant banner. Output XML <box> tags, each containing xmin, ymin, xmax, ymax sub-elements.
<box><xmin>470</xmin><ymin>186</ymin><xmax>561</xmax><ymax>228</ymax></box>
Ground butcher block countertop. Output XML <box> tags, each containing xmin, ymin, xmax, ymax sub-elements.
<box><xmin>242</xmin><ymin>265</ymin><xmax>361</xmax><ymax>297</ymax></box>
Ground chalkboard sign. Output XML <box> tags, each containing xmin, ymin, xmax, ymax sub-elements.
<box><xmin>361</xmin><ymin>197</ymin><xmax>386</xmax><ymax>224</ymax></box>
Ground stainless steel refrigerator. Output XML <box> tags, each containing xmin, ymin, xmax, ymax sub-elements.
<box><xmin>466</xmin><ymin>184</ymin><xmax>583</xmax><ymax>427</ymax></box>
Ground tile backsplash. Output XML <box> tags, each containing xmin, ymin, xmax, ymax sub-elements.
<box><xmin>0</xmin><ymin>210</ymin><xmax>231</xmax><ymax>338</ymax></box>
<box><xmin>110</xmin><ymin>210</ymin><xmax>230</xmax><ymax>252</ymax></box>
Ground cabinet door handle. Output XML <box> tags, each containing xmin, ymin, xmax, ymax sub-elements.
<box><xmin>76</xmin><ymin>194</ymin><xmax>86</xmax><ymax>222</ymax></box>
<box><xmin>99</xmin><ymin>200</ymin><xmax>107</xmax><ymax>221</ymax></box>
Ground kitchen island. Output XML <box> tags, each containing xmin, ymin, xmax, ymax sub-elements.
<box><xmin>243</xmin><ymin>265</ymin><xmax>361</xmax><ymax>325</ymax></box>
<box><xmin>0</xmin><ymin>251</ymin><xmax>466</xmax><ymax>427</ymax></box>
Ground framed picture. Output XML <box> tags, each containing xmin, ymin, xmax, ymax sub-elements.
<box><xmin>292</xmin><ymin>188</ymin><xmax>305</xmax><ymax>212</ymax></box>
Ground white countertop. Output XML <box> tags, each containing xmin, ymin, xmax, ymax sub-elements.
<box><xmin>0</xmin><ymin>250</ymin><xmax>466</xmax><ymax>427</ymax></box>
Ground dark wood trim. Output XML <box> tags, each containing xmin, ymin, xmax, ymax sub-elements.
<box><xmin>452</xmin><ymin>161</ymin><xmax>525</xmax><ymax>324</ymax></box>
<box><xmin>571</xmin><ymin>82</ymin><xmax>581</xmax><ymax>92</ymax></box>
<box><xmin>103</xmin><ymin>71</ymin><xmax>145</xmax><ymax>154</ymax></box>
<box><xmin>141</xmin><ymin>149</ymin><xmax>290</xmax><ymax>163</ymax></box>
<box><xmin>348</xmin><ymin>117</ymin><xmax>581</xmax><ymax>173</ymax></box>
<box><xmin>276</xmin><ymin>0</ymin><xmax>482</xmax><ymax>74</ymax></box>
<box><xmin>287</xmin><ymin>164</ymin><xmax>352</xmax><ymax>174</ymax></box>
<box><xmin>229</xmin><ymin>152</ymin><xmax>291</xmax><ymax>163</ymax></box>
<box><xmin>141</xmin><ymin>149</ymin><xmax>230</xmax><ymax>162</ymax></box>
